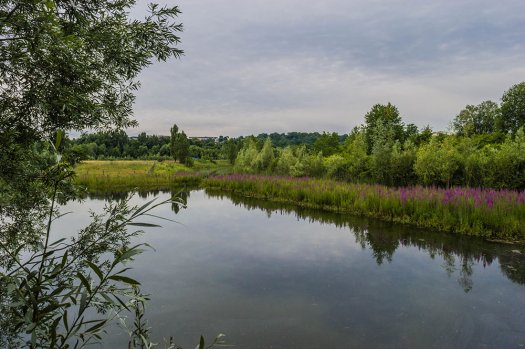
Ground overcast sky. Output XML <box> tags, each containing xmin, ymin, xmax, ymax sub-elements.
<box><xmin>129</xmin><ymin>0</ymin><xmax>525</xmax><ymax>137</ymax></box>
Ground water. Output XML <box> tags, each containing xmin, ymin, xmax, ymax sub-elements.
<box><xmin>55</xmin><ymin>189</ymin><xmax>525</xmax><ymax>348</ymax></box>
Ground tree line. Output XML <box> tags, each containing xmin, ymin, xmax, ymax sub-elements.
<box><xmin>232</xmin><ymin>82</ymin><xmax>525</xmax><ymax>190</ymax></box>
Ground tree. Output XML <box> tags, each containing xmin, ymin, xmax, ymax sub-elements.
<box><xmin>0</xmin><ymin>0</ymin><xmax>184</xmax><ymax>345</ymax></box>
<box><xmin>363</xmin><ymin>103</ymin><xmax>404</xmax><ymax>153</ymax></box>
<box><xmin>498</xmin><ymin>82</ymin><xmax>525</xmax><ymax>133</ymax></box>
<box><xmin>255</xmin><ymin>138</ymin><xmax>275</xmax><ymax>173</ymax></box>
<box><xmin>453</xmin><ymin>101</ymin><xmax>500</xmax><ymax>136</ymax></box>
<box><xmin>414</xmin><ymin>137</ymin><xmax>462</xmax><ymax>187</ymax></box>
<box><xmin>1</xmin><ymin>0</ymin><xmax>182</xmax><ymax>139</ymax></box>
<box><xmin>170</xmin><ymin>124</ymin><xmax>190</xmax><ymax>164</ymax></box>
<box><xmin>313</xmin><ymin>132</ymin><xmax>340</xmax><ymax>156</ymax></box>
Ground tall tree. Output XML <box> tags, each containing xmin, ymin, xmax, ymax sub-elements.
<box><xmin>170</xmin><ymin>124</ymin><xmax>190</xmax><ymax>164</ymax></box>
<box><xmin>498</xmin><ymin>82</ymin><xmax>525</xmax><ymax>133</ymax></box>
<box><xmin>313</xmin><ymin>132</ymin><xmax>340</xmax><ymax>156</ymax></box>
<box><xmin>363</xmin><ymin>103</ymin><xmax>404</xmax><ymax>153</ymax></box>
<box><xmin>453</xmin><ymin>101</ymin><xmax>500</xmax><ymax>136</ymax></box>
<box><xmin>0</xmin><ymin>0</ymin><xmax>183</xmax><ymax>139</ymax></box>
<box><xmin>1</xmin><ymin>0</ymin><xmax>183</xmax><ymax>242</ymax></box>
<box><xmin>170</xmin><ymin>123</ymin><xmax>179</xmax><ymax>160</ymax></box>
<box><xmin>0</xmin><ymin>1</ymin><xmax>184</xmax><ymax>345</ymax></box>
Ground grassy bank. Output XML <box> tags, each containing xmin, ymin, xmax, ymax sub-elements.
<box><xmin>204</xmin><ymin>174</ymin><xmax>525</xmax><ymax>241</ymax></box>
<box><xmin>75</xmin><ymin>161</ymin><xmax>525</xmax><ymax>241</ymax></box>
<box><xmin>74</xmin><ymin>160</ymin><xmax>232</xmax><ymax>191</ymax></box>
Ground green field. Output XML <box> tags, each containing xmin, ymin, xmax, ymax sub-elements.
<box><xmin>75</xmin><ymin>159</ymin><xmax>232</xmax><ymax>191</ymax></box>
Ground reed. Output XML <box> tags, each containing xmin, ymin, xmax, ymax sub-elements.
<box><xmin>204</xmin><ymin>174</ymin><xmax>525</xmax><ymax>241</ymax></box>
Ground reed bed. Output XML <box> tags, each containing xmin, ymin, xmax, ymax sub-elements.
<box><xmin>204</xmin><ymin>174</ymin><xmax>525</xmax><ymax>241</ymax></box>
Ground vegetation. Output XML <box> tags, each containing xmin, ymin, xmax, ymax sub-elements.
<box><xmin>73</xmin><ymin>160</ymin><xmax>232</xmax><ymax>192</ymax></box>
<box><xmin>170</xmin><ymin>124</ymin><xmax>191</xmax><ymax>165</ymax></box>
<box><xmin>204</xmin><ymin>175</ymin><xmax>525</xmax><ymax>241</ymax></box>
<box><xmin>224</xmin><ymin>82</ymin><xmax>525</xmax><ymax>190</ymax></box>
<box><xmin>0</xmin><ymin>0</ymin><xmax>231</xmax><ymax>347</ymax></box>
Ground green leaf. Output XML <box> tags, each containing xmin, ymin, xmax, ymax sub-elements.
<box><xmin>86</xmin><ymin>261</ymin><xmax>103</xmax><ymax>280</ymax></box>
<box><xmin>127</xmin><ymin>222</ymin><xmax>162</xmax><ymax>228</ymax></box>
<box><xmin>112</xmin><ymin>294</ymin><xmax>130</xmax><ymax>311</ymax></box>
<box><xmin>84</xmin><ymin>319</ymin><xmax>107</xmax><ymax>334</ymax></box>
<box><xmin>79</xmin><ymin>289</ymin><xmax>87</xmax><ymax>312</ymax></box>
<box><xmin>108</xmin><ymin>275</ymin><xmax>141</xmax><ymax>285</ymax></box>
<box><xmin>77</xmin><ymin>272</ymin><xmax>91</xmax><ymax>293</ymax></box>
<box><xmin>196</xmin><ymin>335</ymin><xmax>205</xmax><ymax>349</ymax></box>
<box><xmin>63</xmin><ymin>310</ymin><xmax>69</xmax><ymax>331</ymax></box>
<box><xmin>55</xmin><ymin>129</ymin><xmax>65</xmax><ymax>150</ymax></box>
<box><xmin>132</xmin><ymin>197</ymin><xmax>158</xmax><ymax>218</ymax></box>
<box><xmin>117</xmin><ymin>246</ymin><xmax>143</xmax><ymax>262</ymax></box>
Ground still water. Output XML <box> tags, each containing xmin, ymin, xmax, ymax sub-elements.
<box><xmin>56</xmin><ymin>189</ymin><xmax>525</xmax><ymax>349</ymax></box>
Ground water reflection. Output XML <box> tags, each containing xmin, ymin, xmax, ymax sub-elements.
<box><xmin>43</xmin><ymin>189</ymin><xmax>525</xmax><ymax>348</ymax></box>
<box><xmin>205</xmin><ymin>189</ymin><xmax>525</xmax><ymax>290</ymax></box>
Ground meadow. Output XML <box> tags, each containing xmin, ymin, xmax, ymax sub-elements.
<box><xmin>204</xmin><ymin>174</ymin><xmax>525</xmax><ymax>241</ymax></box>
<box><xmin>74</xmin><ymin>160</ymin><xmax>231</xmax><ymax>191</ymax></box>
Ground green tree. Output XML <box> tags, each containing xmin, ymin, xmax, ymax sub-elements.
<box><xmin>255</xmin><ymin>138</ymin><xmax>275</xmax><ymax>173</ymax></box>
<box><xmin>0</xmin><ymin>0</ymin><xmax>184</xmax><ymax>345</ymax></box>
<box><xmin>453</xmin><ymin>101</ymin><xmax>500</xmax><ymax>136</ymax></box>
<box><xmin>498</xmin><ymin>82</ymin><xmax>525</xmax><ymax>133</ymax></box>
<box><xmin>363</xmin><ymin>103</ymin><xmax>405</xmax><ymax>153</ymax></box>
<box><xmin>170</xmin><ymin>124</ymin><xmax>190</xmax><ymax>164</ymax></box>
<box><xmin>0</xmin><ymin>0</ymin><xmax>183</xmax><ymax>138</ymax></box>
<box><xmin>170</xmin><ymin>124</ymin><xmax>179</xmax><ymax>159</ymax></box>
<box><xmin>223</xmin><ymin>139</ymin><xmax>240</xmax><ymax>164</ymax></box>
<box><xmin>370</xmin><ymin>122</ymin><xmax>395</xmax><ymax>184</ymax></box>
<box><xmin>234</xmin><ymin>138</ymin><xmax>259</xmax><ymax>173</ymax></box>
<box><xmin>414</xmin><ymin>137</ymin><xmax>462</xmax><ymax>187</ymax></box>
<box><xmin>313</xmin><ymin>132</ymin><xmax>340</xmax><ymax>156</ymax></box>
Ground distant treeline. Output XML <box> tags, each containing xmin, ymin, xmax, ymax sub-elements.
<box><xmin>65</xmin><ymin>131</ymin><xmax>335</xmax><ymax>162</ymax></box>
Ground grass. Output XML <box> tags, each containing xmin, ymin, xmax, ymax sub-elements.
<box><xmin>74</xmin><ymin>159</ymin><xmax>232</xmax><ymax>191</ymax></box>
<box><xmin>204</xmin><ymin>174</ymin><xmax>525</xmax><ymax>242</ymax></box>
<box><xmin>75</xmin><ymin>161</ymin><xmax>525</xmax><ymax>241</ymax></box>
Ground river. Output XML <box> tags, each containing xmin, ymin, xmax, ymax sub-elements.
<box><xmin>54</xmin><ymin>189</ymin><xmax>525</xmax><ymax>348</ymax></box>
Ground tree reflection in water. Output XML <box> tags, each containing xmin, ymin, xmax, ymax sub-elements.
<box><xmin>206</xmin><ymin>189</ymin><xmax>525</xmax><ymax>292</ymax></box>
<box><xmin>85</xmin><ymin>188</ymin><xmax>524</xmax><ymax>292</ymax></box>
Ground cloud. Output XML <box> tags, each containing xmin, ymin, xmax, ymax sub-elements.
<box><xmin>129</xmin><ymin>0</ymin><xmax>525</xmax><ymax>136</ymax></box>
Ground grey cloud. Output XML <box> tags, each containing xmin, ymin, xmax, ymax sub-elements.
<box><xmin>130</xmin><ymin>0</ymin><xmax>525</xmax><ymax>136</ymax></box>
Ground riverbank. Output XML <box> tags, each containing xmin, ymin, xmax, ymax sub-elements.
<box><xmin>204</xmin><ymin>174</ymin><xmax>525</xmax><ymax>242</ymax></box>
<box><xmin>75</xmin><ymin>161</ymin><xmax>525</xmax><ymax>241</ymax></box>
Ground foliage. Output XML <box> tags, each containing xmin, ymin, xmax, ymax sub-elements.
<box><xmin>414</xmin><ymin>137</ymin><xmax>462</xmax><ymax>187</ymax></box>
<box><xmin>313</xmin><ymin>132</ymin><xmax>341</xmax><ymax>156</ymax></box>
<box><xmin>499</xmin><ymin>82</ymin><xmax>525</xmax><ymax>133</ymax></box>
<box><xmin>205</xmin><ymin>175</ymin><xmax>525</xmax><ymax>241</ymax></box>
<box><xmin>452</xmin><ymin>101</ymin><xmax>500</xmax><ymax>136</ymax></box>
<box><xmin>363</xmin><ymin>103</ymin><xmax>405</xmax><ymax>153</ymax></box>
<box><xmin>170</xmin><ymin>125</ymin><xmax>191</xmax><ymax>165</ymax></box>
<box><xmin>0</xmin><ymin>0</ymin><xmax>183</xmax><ymax>137</ymax></box>
<box><xmin>0</xmin><ymin>156</ymin><xmax>178</xmax><ymax>348</ymax></box>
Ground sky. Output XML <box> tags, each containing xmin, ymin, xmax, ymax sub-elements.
<box><xmin>129</xmin><ymin>0</ymin><xmax>525</xmax><ymax>137</ymax></box>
